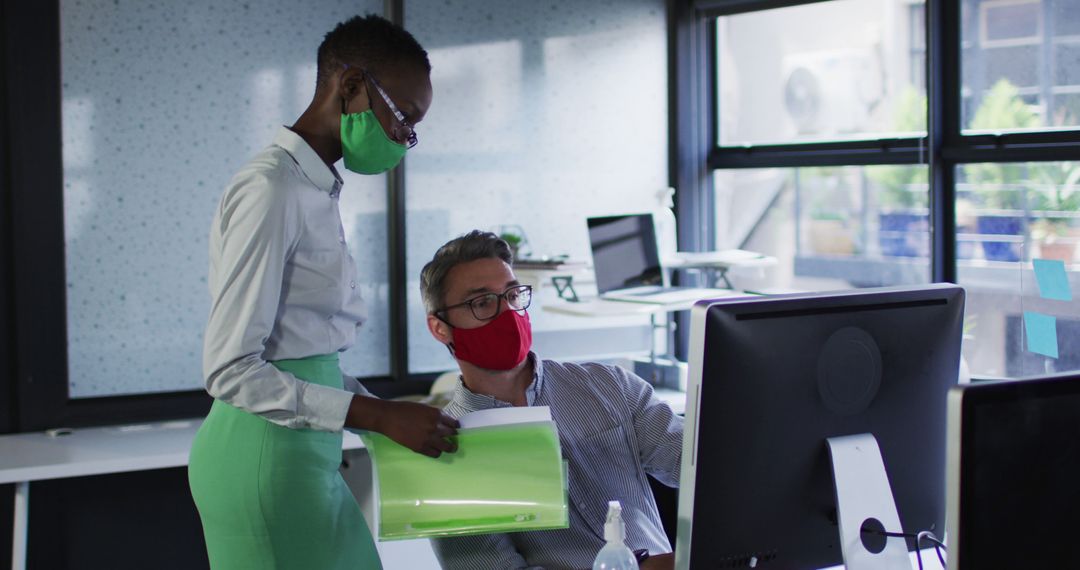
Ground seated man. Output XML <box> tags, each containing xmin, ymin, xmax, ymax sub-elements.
<box><xmin>420</xmin><ymin>230</ymin><xmax>683</xmax><ymax>570</ymax></box>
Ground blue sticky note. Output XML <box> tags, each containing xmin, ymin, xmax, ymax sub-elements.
<box><xmin>1024</xmin><ymin>311</ymin><xmax>1059</xmax><ymax>359</ymax></box>
<box><xmin>1033</xmin><ymin>259</ymin><xmax>1072</xmax><ymax>301</ymax></box>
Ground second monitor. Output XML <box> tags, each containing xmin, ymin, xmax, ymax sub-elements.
<box><xmin>676</xmin><ymin>284</ymin><xmax>964</xmax><ymax>569</ymax></box>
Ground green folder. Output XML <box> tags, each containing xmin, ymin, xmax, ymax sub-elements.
<box><xmin>360</xmin><ymin>410</ymin><xmax>569</xmax><ymax>541</ymax></box>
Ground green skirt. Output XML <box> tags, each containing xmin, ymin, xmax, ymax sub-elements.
<box><xmin>189</xmin><ymin>354</ymin><xmax>380</xmax><ymax>569</ymax></box>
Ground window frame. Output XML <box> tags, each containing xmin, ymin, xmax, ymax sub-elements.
<box><xmin>681</xmin><ymin>0</ymin><xmax>1080</xmax><ymax>278</ymax></box>
<box><xmin>0</xmin><ymin>0</ymin><xmax>425</xmax><ymax>432</ymax></box>
<box><xmin>673</xmin><ymin>0</ymin><xmax>1080</xmax><ymax>375</ymax></box>
<box><xmin>0</xmin><ymin>0</ymin><xmax>14</xmax><ymax>433</ymax></box>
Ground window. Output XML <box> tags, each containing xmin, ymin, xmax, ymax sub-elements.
<box><xmin>963</xmin><ymin>0</ymin><xmax>1080</xmax><ymax>132</ymax></box>
<box><xmin>702</xmin><ymin>0</ymin><xmax>1080</xmax><ymax>379</ymax></box>
<box><xmin>718</xmin><ymin>0</ymin><xmax>927</xmax><ymax>146</ymax></box>
<box><xmin>715</xmin><ymin>166</ymin><xmax>930</xmax><ymax>293</ymax></box>
<box><xmin>712</xmin><ymin>0</ymin><xmax>929</xmax><ymax>297</ymax></box>
<box><xmin>956</xmin><ymin>161</ymin><xmax>1080</xmax><ymax>377</ymax></box>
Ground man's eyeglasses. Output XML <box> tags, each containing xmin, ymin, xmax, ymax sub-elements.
<box><xmin>364</xmin><ymin>70</ymin><xmax>418</xmax><ymax>149</ymax></box>
<box><xmin>438</xmin><ymin>285</ymin><xmax>533</xmax><ymax>322</ymax></box>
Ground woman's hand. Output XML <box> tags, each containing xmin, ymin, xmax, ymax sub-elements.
<box><xmin>347</xmin><ymin>396</ymin><xmax>460</xmax><ymax>458</ymax></box>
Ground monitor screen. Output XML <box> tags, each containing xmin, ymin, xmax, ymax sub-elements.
<box><xmin>676</xmin><ymin>284</ymin><xmax>965</xmax><ymax>569</ymax></box>
<box><xmin>947</xmin><ymin>373</ymin><xmax>1080</xmax><ymax>568</ymax></box>
<box><xmin>587</xmin><ymin>214</ymin><xmax>663</xmax><ymax>294</ymax></box>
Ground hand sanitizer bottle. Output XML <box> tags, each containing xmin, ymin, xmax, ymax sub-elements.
<box><xmin>592</xmin><ymin>501</ymin><xmax>639</xmax><ymax>570</ymax></box>
<box><xmin>654</xmin><ymin>187</ymin><xmax>678</xmax><ymax>261</ymax></box>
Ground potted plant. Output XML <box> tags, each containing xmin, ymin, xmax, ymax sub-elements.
<box><xmin>806</xmin><ymin>210</ymin><xmax>857</xmax><ymax>256</ymax></box>
<box><xmin>495</xmin><ymin>224</ymin><xmax>530</xmax><ymax>261</ymax></box>
<box><xmin>1031</xmin><ymin>219</ymin><xmax>1075</xmax><ymax>263</ymax></box>
<box><xmin>955</xmin><ymin>196</ymin><xmax>978</xmax><ymax>259</ymax></box>
<box><xmin>871</xmin><ymin>169</ymin><xmax>928</xmax><ymax>257</ymax></box>
<box><xmin>801</xmin><ymin>168</ymin><xmax>858</xmax><ymax>256</ymax></box>
<box><xmin>870</xmin><ymin>88</ymin><xmax>929</xmax><ymax>257</ymax></box>
<box><xmin>1029</xmin><ymin>162</ymin><xmax>1080</xmax><ymax>263</ymax></box>
<box><xmin>966</xmin><ymin>80</ymin><xmax>1039</xmax><ymax>262</ymax></box>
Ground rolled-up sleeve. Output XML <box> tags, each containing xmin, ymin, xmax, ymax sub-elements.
<box><xmin>342</xmin><ymin>372</ymin><xmax>375</xmax><ymax>398</ymax></box>
<box><xmin>202</xmin><ymin>171</ymin><xmax>353</xmax><ymax>432</ymax></box>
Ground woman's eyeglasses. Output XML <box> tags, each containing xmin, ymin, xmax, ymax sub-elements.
<box><xmin>364</xmin><ymin>70</ymin><xmax>418</xmax><ymax>148</ymax></box>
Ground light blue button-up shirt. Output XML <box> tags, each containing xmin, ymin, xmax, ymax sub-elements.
<box><xmin>202</xmin><ymin>127</ymin><xmax>371</xmax><ymax>432</ymax></box>
<box><xmin>433</xmin><ymin>354</ymin><xmax>683</xmax><ymax>569</ymax></box>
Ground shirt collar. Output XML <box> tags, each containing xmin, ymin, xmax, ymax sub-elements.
<box><xmin>449</xmin><ymin>352</ymin><xmax>546</xmax><ymax>412</ymax></box>
<box><xmin>529</xmin><ymin>354</ymin><xmax>546</xmax><ymax>401</ymax></box>
<box><xmin>272</xmin><ymin>126</ymin><xmax>343</xmax><ymax>196</ymax></box>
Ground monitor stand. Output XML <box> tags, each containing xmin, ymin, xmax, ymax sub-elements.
<box><xmin>826</xmin><ymin>434</ymin><xmax>912</xmax><ymax>570</ymax></box>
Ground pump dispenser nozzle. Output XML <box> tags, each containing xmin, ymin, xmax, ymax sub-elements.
<box><xmin>603</xmin><ymin>501</ymin><xmax>625</xmax><ymax>542</ymax></box>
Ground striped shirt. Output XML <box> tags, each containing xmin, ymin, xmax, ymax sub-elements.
<box><xmin>431</xmin><ymin>354</ymin><xmax>683</xmax><ymax>570</ymax></box>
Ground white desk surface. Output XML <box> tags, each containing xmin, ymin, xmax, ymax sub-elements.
<box><xmin>542</xmin><ymin>289</ymin><xmax>761</xmax><ymax>318</ymax></box>
<box><xmin>0</xmin><ymin>388</ymin><xmax>686</xmax><ymax>485</ymax></box>
<box><xmin>664</xmin><ymin>249</ymin><xmax>777</xmax><ymax>270</ymax></box>
<box><xmin>0</xmin><ymin>419</ymin><xmax>366</xmax><ymax>484</ymax></box>
<box><xmin>543</xmin><ymin>298</ymin><xmax>684</xmax><ymax>317</ymax></box>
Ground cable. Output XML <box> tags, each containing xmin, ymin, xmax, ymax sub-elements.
<box><xmin>916</xmin><ymin>531</ymin><xmax>947</xmax><ymax>568</ymax></box>
<box><xmin>860</xmin><ymin>524</ymin><xmax>947</xmax><ymax>570</ymax></box>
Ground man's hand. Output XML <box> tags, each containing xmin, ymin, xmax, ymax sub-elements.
<box><xmin>640</xmin><ymin>552</ymin><xmax>674</xmax><ymax>570</ymax></box>
<box><xmin>347</xmin><ymin>396</ymin><xmax>460</xmax><ymax>458</ymax></box>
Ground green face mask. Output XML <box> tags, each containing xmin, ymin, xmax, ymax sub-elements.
<box><xmin>340</xmin><ymin>109</ymin><xmax>408</xmax><ymax>174</ymax></box>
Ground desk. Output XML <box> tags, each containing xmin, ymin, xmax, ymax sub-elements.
<box><xmin>542</xmin><ymin>298</ymin><xmax>694</xmax><ymax>317</ymax></box>
<box><xmin>543</xmin><ymin>293</ymin><xmax>754</xmax><ymax>377</ymax></box>
<box><xmin>541</xmin><ymin>290</ymin><xmax>757</xmax><ymax>318</ymax></box>
<box><xmin>543</xmin><ymin>299</ymin><xmax>690</xmax><ymax>368</ymax></box>
<box><xmin>0</xmin><ymin>419</ymin><xmax>365</xmax><ymax>570</ymax></box>
<box><xmin>665</xmin><ymin>250</ymin><xmax>777</xmax><ymax>289</ymax></box>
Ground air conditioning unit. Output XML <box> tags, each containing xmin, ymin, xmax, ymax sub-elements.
<box><xmin>782</xmin><ymin>49</ymin><xmax>884</xmax><ymax>136</ymax></box>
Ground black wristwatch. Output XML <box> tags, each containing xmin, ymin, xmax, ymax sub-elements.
<box><xmin>633</xmin><ymin>549</ymin><xmax>650</xmax><ymax>564</ymax></box>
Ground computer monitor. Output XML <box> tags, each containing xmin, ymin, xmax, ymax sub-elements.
<box><xmin>587</xmin><ymin>213</ymin><xmax>664</xmax><ymax>294</ymax></box>
<box><xmin>946</xmin><ymin>373</ymin><xmax>1080</xmax><ymax>568</ymax></box>
<box><xmin>676</xmin><ymin>284</ymin><xmax>965</xmax><ymax>569</ymax></box>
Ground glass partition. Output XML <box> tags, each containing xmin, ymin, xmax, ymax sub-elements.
<box><xmin>61</xmin><ymin>0</ymin><xmax>387</xmax><ymax>397</ymax></box>
<box><xmin>405</xmin><ymin>0</ymin><xmax>669</xmax><ymax>373</ymax></box>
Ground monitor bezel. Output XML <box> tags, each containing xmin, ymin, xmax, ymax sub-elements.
<box><xmin>677</xmin><ymin>283</ymin><xmax>965</xmax><ymax>569</ymax></box>
<box><xmin>946</xmin><ymin>372</ymin><xmax>1080</xmax><ymax>569</ymax></box>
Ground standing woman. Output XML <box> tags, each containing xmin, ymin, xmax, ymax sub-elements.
<box><xmin>189</xmin><ymin>15</ymin><xmax>459</xmax><ymax>569</ymax></box>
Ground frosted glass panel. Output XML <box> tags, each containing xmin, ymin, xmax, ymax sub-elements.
<box><xmin>405</xmin><ymin>0</ymin><xmax>669</xmax><ymax>373</ymax></box>
<box><xmin>62</xmin><ymin>0</ymin><xmax>387</xmax><ymax>397</ymax></box>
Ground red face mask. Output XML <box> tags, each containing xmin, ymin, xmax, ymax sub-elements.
<box><xmin>450</xmin><ymin>308</ymin><xmax>532</xmax><ymax>371</ymax></box>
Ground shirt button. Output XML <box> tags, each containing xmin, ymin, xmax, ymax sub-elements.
<box><xmin>350</xmin><ymin>281</ymin><xmax>356</xmax><ymax>289</ymax></box>
<box><xmin>339</xmin><ymin>235</ymin><xmax>346</xmax><ymax>244</ymax></box>
<box><xmin>578</xmin><ymin>502</ymin><xmax>586</xmax><ymax>509</ymax></box>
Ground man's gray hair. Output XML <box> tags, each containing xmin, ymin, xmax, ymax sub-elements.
<box><xmin>420</xmin><ymin>230</ymin><xmax>514</xmax><ymax>314</ymax></box>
